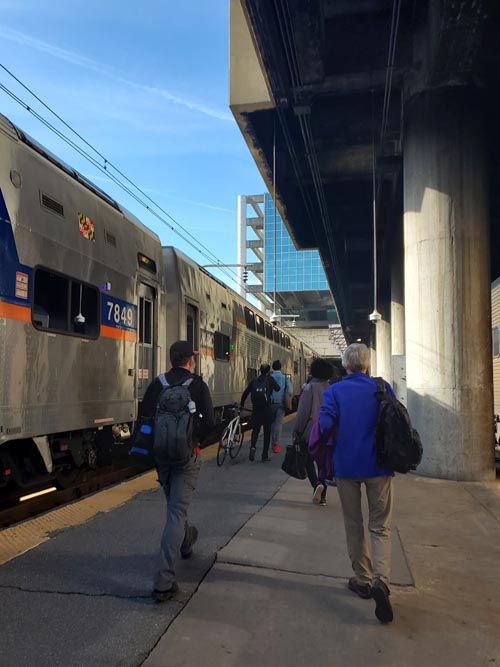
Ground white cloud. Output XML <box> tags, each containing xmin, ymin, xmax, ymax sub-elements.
<box><xmin>0</xmin><ymin>27</ymin><xmax>233</xmax><ymax>122</ymax></box>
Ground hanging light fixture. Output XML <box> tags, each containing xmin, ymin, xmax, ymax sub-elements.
<box><xmin>369</xmin><ymin>90</ymin><xmax>381</xmax><ymax>324</ymax></box>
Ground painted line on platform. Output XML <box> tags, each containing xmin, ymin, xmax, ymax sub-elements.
<box><xmin>0</xmin><ymin>413</ymin><xmax>295</xmax><ymax>566</ymax></box>
<box><xmin>0</xmin><ymin>472</ymin><xmax>161</xmax><ymax>566</ymax></box>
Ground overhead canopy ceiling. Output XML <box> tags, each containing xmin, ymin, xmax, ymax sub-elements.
<box><xmin>230</xmin><ymin>0</ymin><xmax>500</xmax><ymax>343</ymax></box>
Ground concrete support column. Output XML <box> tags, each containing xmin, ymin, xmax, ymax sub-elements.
<box><xmin>404</xmin><ymin>87</ymin><xmax>494</xmax><ymax>481</ymax></box>
<box><xmin>376</xmin><ymin>311</ymin><xmax>392</xmax><ymax>384</ymax></box>
<box><xmin>237</xmin><ymin>195</ymin><xmax>246</xmax><ymax>297</ymax></box>
<box><xmin>391</xmin><ymin>216</ymin><xmax>406</xmax><ymax>404</ymax></box>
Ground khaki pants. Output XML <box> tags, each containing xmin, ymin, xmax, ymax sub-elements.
<box><xmin>336</xmin><ymin>476</ymin><xmax>393</xmax><ymax>586</ymax></box>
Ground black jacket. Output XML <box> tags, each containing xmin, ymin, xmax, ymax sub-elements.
<box><xmin>240</xmin><ymin>373</ymin><xmax>280</xmax><ymax>411</ymax></box>
<box><xmin>139</xmin><ymin>367</ymin><xmax>216</xmax><ymax>445</ymax></box>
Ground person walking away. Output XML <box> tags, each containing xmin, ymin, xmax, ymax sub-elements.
<box><xmin>139</xmin><ymin>341</ymin><xmax>215</xmax><ymax>602</ymax></box>
<box><xmin>293</xmin><ymin>358</ymin><xmax>334</xmax><ymax>505</ymax></box>
<box><xmin>240</xmin><ymin>364</ymin><xmax>279</xmax><ymax>462</ymax></box>
<box><xmin>270</xmin><ymin>360</ymin><xmax>293</xmax><ymax>454</ymax></box>
<box><xmin>319</xmin><ymin>343</ymin><xmax>395</xmax><ymax>624</ymax></box>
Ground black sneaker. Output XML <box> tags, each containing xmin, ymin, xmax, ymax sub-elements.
<box><xmin>261</xmin><ymin>455</ymin><xmax>271</xmax><ymax>462</ymax></box>
<box><xmin>348</xmin><ymin>576</ymin><xmax>372</xmax><ymax>599</ymax></box>
<box><xmin>180</xmin><ymin>525</ymin><xmax>198</xmax><ymax>559</ymax></box>
<box><xmin>151</xmin><ymin>582</ymin><xmax>179</xmax><ymax>603</ymax></box>
<box><xmin>371</xmin><ymin>579</ymin><xmax>393</xmax><ymax>623</ymax></box>
<box><xmin>249</xmin><ymin>446</ymin><xmax>256</xmax><ymax>461</ymax></box>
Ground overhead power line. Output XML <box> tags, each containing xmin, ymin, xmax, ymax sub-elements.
<box><xmin>0</xmin><ymin>64</ymin><xmax>246</xmax><ymax>292</ymax></box>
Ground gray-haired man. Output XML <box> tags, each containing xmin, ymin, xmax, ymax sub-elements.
<box><xmin>319</xmin><ymin>343</ymin><xmax>395</xmax><ymax>624</ymax></box>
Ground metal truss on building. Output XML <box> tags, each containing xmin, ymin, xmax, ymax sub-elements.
<box><xmin>237</xmin><ymin>193</ymin><xmax>341</xmax><ymax>358</ymax></box>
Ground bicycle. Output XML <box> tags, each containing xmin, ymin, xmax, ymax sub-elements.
<box><xmin>217</xmin><ymin>406</ymin><xmax>245</xmax><ymax>466</ymax></box>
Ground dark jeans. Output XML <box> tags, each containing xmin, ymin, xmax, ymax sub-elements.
<box><xmin>306</xmin><ymin>453</ymin><xmax>327</xmax><ymax>501</ymax></box>
<box><xmin>251</xmin><ymin>407</ymin><xmax>273</xmax><ymax>457</ymax></box>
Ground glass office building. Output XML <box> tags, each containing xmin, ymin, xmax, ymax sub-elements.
<box><xmin>263</xmin><ymin>193</ymin><xmax>329</xmax><ymax>292</ymax></box>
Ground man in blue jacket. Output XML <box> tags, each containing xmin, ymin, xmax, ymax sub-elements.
<box><xmin>319</xmin><ymin>343</ymin><xmax>394</xmax><ymax>624</ymax></box>
<box><xmin>270</xmin><ymin>360</ymin><xmax>293</xmax><ymax>454</ymax></box>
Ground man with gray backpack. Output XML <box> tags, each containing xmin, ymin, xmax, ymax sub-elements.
<box><xmin>139</xmin><ymin>340</ymin><xmax>215</xmax><ymax>602</ymax></box>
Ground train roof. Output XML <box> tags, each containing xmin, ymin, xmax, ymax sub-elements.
<box><xmin>0</xmin><ymin>113</ymin><xmax>160</xmax><ymax>245</ymax></box>
<box><xmin>163</xmin><ymin>246</ymin><xmax>316</xmax><ymax>354</ymax></box>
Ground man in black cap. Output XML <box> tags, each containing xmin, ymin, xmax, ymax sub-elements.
<box><xmin>240</xmin><ymin>364</ymin><xmax>279</xmax><ymax>462</ymax></box>
<box><xmin>140</xmin><ymin>340</ymin><xmax>215</xmax><ymax>602</ymax></box>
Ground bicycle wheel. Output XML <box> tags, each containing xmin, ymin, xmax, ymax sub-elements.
<box><xmin>229</xmin><ymin>421</ymin><xmax>243</xmax><ymax>459</ymax></box>
<box><xmin>217</xmin><ymin>428</ymin><xmax>229</xmax><ymax>466</ymax></box>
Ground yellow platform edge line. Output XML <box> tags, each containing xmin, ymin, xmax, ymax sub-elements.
<box><xmin>0</xmin><ymin>413</ymin><xmax>295</xmax><ymax>565</ymax></box>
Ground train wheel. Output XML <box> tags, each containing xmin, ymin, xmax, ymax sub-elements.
<box><xmin>56</xmin><ymin>467</ymin><xmax>81</xmax><ymax>489</ymax></box>
<box><xmin>85</xmin><ymin>447</ymin><xmax>98</xmax><ymax>470</ymax></box>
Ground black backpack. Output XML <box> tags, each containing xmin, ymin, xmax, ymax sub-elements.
<box><xmin>373</xmin><ymin>378</ymin><xmax>423</xmax><ymax>474</ymax></box>
<box><xmin>153</xmin><ymin>375</ymin><xmax>195</xmax><ymax>465</ymax></box>
<box><xmin>251</xmin><ymin>375</ymin><xmax>270</xmax><ymax>408</ymax></box>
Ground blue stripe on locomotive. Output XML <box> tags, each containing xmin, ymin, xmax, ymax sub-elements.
<box><xmin>0</xmin><ymin>189</ymin><xmax>33</xmax><ymax>307</ymax></box>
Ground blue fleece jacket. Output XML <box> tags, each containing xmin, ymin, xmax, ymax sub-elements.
<box><xmin>319</xmin><ymin>372</ymin><xmax>394</xmax><ymax>479</ymax></box>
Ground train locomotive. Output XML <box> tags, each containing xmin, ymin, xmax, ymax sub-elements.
<box><xmin>0</xmin><ymin>113</ymin><xmax>316</xmax><ymax>494</ymax></box>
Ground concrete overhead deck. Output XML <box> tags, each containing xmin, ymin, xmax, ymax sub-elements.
<box><xmin>229</xmin><ymin>0</ymin><xmax>500</xmax><ymax>344</ymax></box>
<box><xmin>229</xmin><ymin>0</ymin><xmax>500</xmax><ymax>481</ymax></box>
<box><xmin>1</xmin><ymin>422</ymin><xmax>500</xmax><ymax>666</ymax></box>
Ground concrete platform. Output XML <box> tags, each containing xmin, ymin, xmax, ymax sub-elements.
<box><xmin>145</xmin><ymin>473</ymin><xmax>500</xmax><ymax>667</ymax></box>
<box><xmin>2</xmin><ymin>420</ymin><xmax>500</xmax><ymax>666</ymax></box>
<box><xmin>218</xmin><ymin>477</ymin><xmax>413</xmax><ymax>585</ymax></box>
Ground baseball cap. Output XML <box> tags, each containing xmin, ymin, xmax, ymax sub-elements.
<box><xmin>169</xmin><ymin>340</ymin><xmax>199</xmax><ymax>366</ymax></box>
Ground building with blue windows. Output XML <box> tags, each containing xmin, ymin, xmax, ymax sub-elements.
<box><xmin>237</xmin><ymin>193</ymin><xmax>339</xmax><ymax>339</ymax></box>
<box><xmin>263</xmin><ymin>193</ymin><xmax>329</xmax><ymax>293</ymax></box>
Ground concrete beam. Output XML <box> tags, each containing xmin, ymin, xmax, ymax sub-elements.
<box><xmin>318</xmin><ymin>144</ymin><xmax>374</xmax><ymax>176</ymax></box>
<box><xmin>323</xmin><ymin>0</ymin><xmax>393</xmax><ymax>18</ymax></box>
<box><xmin>229</xmin><ymin>0</ymin><xmax>274</xmax><ymax>112</ymax></box>
<box><xmin>294</xmin><ymin>68</ymin><xmax>404</xmax><ymax>99</ymax></box>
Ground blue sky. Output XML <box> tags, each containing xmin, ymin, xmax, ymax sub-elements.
<box><xmin>0</xmin><ymin>0</ymin><xmax>265</xmax><ymax>291</ymax></box>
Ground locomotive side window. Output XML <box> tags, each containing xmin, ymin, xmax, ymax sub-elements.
<box><xmin>280</xmin><ymin>331</ymin><xmax>286</xmax><ymax>347</ymax></box>
<box><xmin>255</xmin><ymin>314</ymin><xmax>265</xmax><ymax>337</ymax></box>
<box><xmin>265</xmin><ymin>322</ymin><xmax>273</xmax><ymax>340</ymax></box>
<box><xmin>137</xmin><ymin>253</ymin><xmax>156</xmax><ymax>274</ymax></box>
<box><xmin>272</xmin><ymin>326</ymin><xmax>280</xmax><ymax>343</ymax></box>
<box><xmin>214</xmin><ymin>332</ymin><xmax>230</xmax><ymax>361</ymax></box>
<box><xmin>244</xmin><ymin>307</ymin><xmax>256</xmax><ymax>331</ymax></box>
<box><xmin>32</xmin><ymin>268</ymin><xmax>99</xmax><ymax>339</ymax></box>
<box><xmin>70</xmin><ymin>282</ymin><xmax>99</xmax><ymax>337</ymax></box>
<box><xmin>139</xmin><ymin>297</ymin><xmax>152</xmax><ymax>345</ymax></box>
<box><xmin>285</xmin><ymin>334</ymin><xmax>291</xmax><ymax>350</ymax></box>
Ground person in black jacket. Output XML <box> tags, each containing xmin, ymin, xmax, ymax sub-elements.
<box><xmin>240</xmin><ymin>364</ymin><xmax>279</xmax><ymax>462</ymax></box>
<box><xmin>140</xmin><ymin>340</ymin><xmax>215</xmax><ymax>603</ymax></box>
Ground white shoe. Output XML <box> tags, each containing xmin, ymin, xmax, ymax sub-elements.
<box><xmin>313</xmin><ymin>484</ymin><xmax>324</xmax><ymax>505</ymax></box>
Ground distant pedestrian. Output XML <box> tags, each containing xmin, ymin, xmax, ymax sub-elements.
<box><xmin>240</xmin><ymin>364</ymin><xmax>280</xmax><ymax>462</ymax></box>
<box><xmin>293</xmin><ymin>358</ymin><xmax>334</xmax><ymax>505</ymax></box>
<box><xmin>270</xmin><ymin>360</ymin><xmax>293</xmax><ymax>453</ymax></box>
<box><xmin>139</xmin><ymin>341</ymin><xmax>215</xmax><ymax>602</ymax></box>
<box><xmin>319</xmin><ymin>343</ymin><xmax>395</xmax><ymax>624</ymax></box>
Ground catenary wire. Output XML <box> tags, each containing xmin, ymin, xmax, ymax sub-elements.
<box><xmin>0</xmin><ymin>68</ymin><xmax>247</xmax><ymax>292</ymax></box>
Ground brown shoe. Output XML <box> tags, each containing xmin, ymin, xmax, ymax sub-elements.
<box><xmin>348</xmin><ymin>576</ymin><xmax>372</xmax><ymax>599</ymax></box>
<box><xmin>371</xmin><ymin>579</ymin><xmax>393</xmax><ymax>623</ymax></box>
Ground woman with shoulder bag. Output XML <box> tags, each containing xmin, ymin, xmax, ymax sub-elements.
<box><xmin>292</xmin><ymin>358</ymin><xmax>335</xmax><ymax>506</ymax></box>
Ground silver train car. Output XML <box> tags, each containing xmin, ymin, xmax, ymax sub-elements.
<box><xmin>0</xmin><ymin>114</ymin><xmax>315</xmax><ymax>492</ymax></box>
